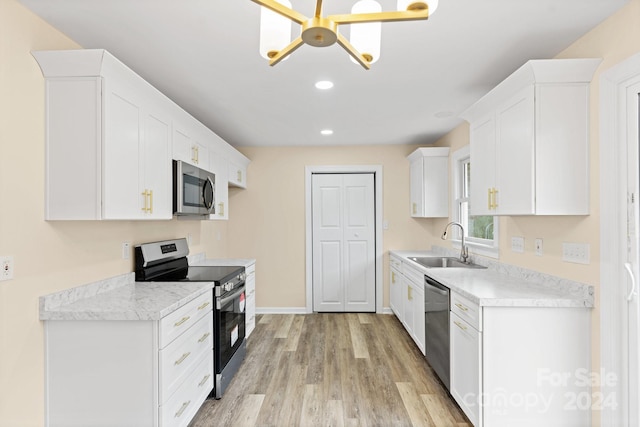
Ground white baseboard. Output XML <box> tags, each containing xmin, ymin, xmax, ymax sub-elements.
<box><xmin>255</xmin><ymin>307</ymin><xmax>395</xmax><ymax>315</ymax></box>
<box><xmin>255</xmin><ymin>307</ymin><xmax>308</xmax><ymax>315</ymax></box>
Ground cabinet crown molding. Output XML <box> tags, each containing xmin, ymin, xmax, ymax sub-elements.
<box><xmin>33</xmin><ymin>49</ymin><xmax>115</xmax><ymax>78</ymax></box>
<box><xmin>460</xmin><ymin>58</ymin><xmax>602</xmax><ymax>123</ymax></box>
<box><xmin>407</xmin><ymin>146</ymin><xmax>450</xmax><ymax>162</ymax></box>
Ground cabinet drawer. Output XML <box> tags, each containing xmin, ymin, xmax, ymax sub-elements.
<box><xmin>390</xmin><ymin>255</ymin><xmax>402</xmax><ymax>271</ymax></box>
<box><xmin>160</xmin><ymin>291</ymin><xmax>212</xmax><ymax>348</ymax></box>
<box><xmin>403</xmin><ymin>262</ymin><xmax>424</xmax><ymax>286</ymax></box>
<box><xmin>160</xmin><ymin>313</ymin><xmax>213</xmax><ymax>404</ymax></box>
<box><xmin>451</xmin><ymin>291</ymin><xmax>481</xmax><ymax>331</ymax></box>
<box><xmin>160</xmin><ymin>351</ymin><xmax>213</xmax><ymax>427</ymax></box>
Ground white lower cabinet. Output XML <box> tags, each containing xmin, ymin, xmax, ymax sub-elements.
<box><xmin>44</xmin><ymin>292</ymin><xmax>213</xmax><ymax>427</ymax></box>
<box><xmin>450</xmin><ymin>294</ymin><xmax>482</xmax><ymax>426</ymax></box>
<box><xmin>389</xmin><ymin>255</ymin><xmax>402</xmax><ymax>317</ymax></box>
<box><xmin>412</xmin><ymin>281</ymin><xmax>425</xmax><ymax>354</ymax></box>
<box><xmin>388</xmin><ymin>254</ymin><xmax>425</xmax><ymax>355</ymax></box>
<box><xmin>245</xmin><ymin>262</ymin><xmax>256</xmax><ymax>338</ymax></box>
<box><xmin>449</xmin><ymin>291</ymin><xmax>591</xmax><ymax>427</ymax></box>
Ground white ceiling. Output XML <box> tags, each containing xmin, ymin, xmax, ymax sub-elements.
<box><xmin>19</xmin><ymin>0</ymin><xmax>628</xmax><ymax>147</ymax></box>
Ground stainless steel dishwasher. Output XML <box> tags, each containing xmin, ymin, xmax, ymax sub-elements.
<box><xmin>424</xmin><ymin>275</ymin><xmax>450</xmax><ymax>390</ymax></box>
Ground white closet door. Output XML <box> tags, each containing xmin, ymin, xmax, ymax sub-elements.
<box><xmin>312</xmin><ymin>173</ymin><xmax>375</xmax><ymax>312</ymax></box>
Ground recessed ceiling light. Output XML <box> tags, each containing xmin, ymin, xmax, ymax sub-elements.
<box><xmin>315</xmin><ymin>80</ymin><xmax>334</xmax><ymax>90</ymax></box>
<box><xmin>321</xmin><ymin>129</ymin><xmax>334</xmax><ymax>135</ymax></box>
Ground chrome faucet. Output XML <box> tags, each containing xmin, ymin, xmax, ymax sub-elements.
<box><xmin>441</xmin><ymin>221</ymin><xmax>469</xmax><ymax>264</ymax></box>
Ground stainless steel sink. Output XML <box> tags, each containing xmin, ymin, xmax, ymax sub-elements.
<box><xmin>408</xmin><ymin>256</ymin><xmax>487</xmax><ymax>269</ymax></box>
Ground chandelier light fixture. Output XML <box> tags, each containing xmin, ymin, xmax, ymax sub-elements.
<box><xmin>253</xmin><ymin>0</ymin><xmax>438</xmax><ymax>70</ymax></box>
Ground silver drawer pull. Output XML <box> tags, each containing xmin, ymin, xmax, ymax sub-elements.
<box><xmin>175</xmin><ymin>401</ymin><xmax>191</xmax><ymax>418</ymax></box>
<box><xmin>454</xmin><ymin>320</ymin><xmax>468</xmax><ymax>331</ymax></box>
<box><xmin>197</xmin><ymin>301</ymin><xmax>210</xmax><ymax>310</ymax></box>
<box><xmin>174</xmin><ymin>352</ymin><xmax>191</xmax><ymax>366</ymax></box>
<box><xmin>198</xmin><ymin>374</ymin><xmax>211</xmax><ymax>387</ymax></box>
<box><xmin>198</xmin><ymin>332</ymin><xmax>211</xmax><ymax>343</ymax></box>
<box><xmin>455</xmin><ymin>303</ymin><xmax>469</xmax><ymax>312</ymax></box>
<box><xmin>174</xmin><ymin>316</ymin><xmax>190</xmax><ymax>327</ymax></box>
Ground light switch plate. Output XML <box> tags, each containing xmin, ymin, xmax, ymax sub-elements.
<box><xmin>511</xmin><ymin>237</ymin><xmax>525</xmax><ymax>253</ymax></box>
<box><xmin>535</xmin><ymin>238</ymin><xmax>543</xmax><ymax>256</ymax></box>
<box><xmin>0</xmin><ymin>256</ymin><xmax>14</xmax><ymax>281</ymax></box>
<box><xmin>122</xmin><ymin>242</ymin><xmax>131</xmax><ymax>260</ymax></box>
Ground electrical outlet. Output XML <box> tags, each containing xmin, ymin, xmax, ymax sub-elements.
<box><xmin>511</xmin><ymin>237</ymin><xmax>525</xmax><ymax>253</ymax></box>
<box><xmin>0</xmin><ymin>256</ymin><xmax>14</xmax><ymax>281</ymax></box>
<box><xmin>122</xmin><ymin>242</ymin><xmax>131</xmax><ymax>260</ymax></box>
<box><xmin>187</xmin><ymin>233</ymin><xmax>192</xmax><ymax>246</ymax></box>
<box><xmin>562</xmin><ymin>242</ymin><xmax>590</xmax><ymax>264</ymax></box>
<box><xmin>535</xmin><ymin>238</ymin><xmax>543</xmax><ymax>256</ymax></box>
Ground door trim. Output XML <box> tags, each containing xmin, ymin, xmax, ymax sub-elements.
<box><xmin>600</xmin><ymin>52</ymin><xmax>640</xmax><ymax>427</ymax></box>
<box><xmin>305</xmin><ymin>165</ymin><xmax>383</xmax><ymax>314</ymax></box>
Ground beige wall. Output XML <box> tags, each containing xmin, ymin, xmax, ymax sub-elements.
<box><xmin>226</xmin><ymin>144</ymin><xmax>441</xmax><ymax>309</ymax></box>
<box><xmin>0</xmin><ymin>1</ymin><xmax>228</xmax><ymax>425</ymax></box>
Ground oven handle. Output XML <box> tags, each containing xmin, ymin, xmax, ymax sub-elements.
<box><xmin>217</xmin><ymin>285</ymin><xmax>246</xmax><ymax>309</ymax></box>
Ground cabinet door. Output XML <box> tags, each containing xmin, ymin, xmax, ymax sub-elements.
<box><xmin>172</xmin><ymin>119</ymin><xmax>205</xmax><ymax>168</ymax></box>
<box><xmin>409</xmin><ymin>158</ymin><xmax>424</xmax><ymax>217</ymax></box>
<box><xmin>469</xmin><ymin>114</ymin><xmax>496</xmax><ymax>216</ymax></box>
<box><xmin>102</xmin><ymin>80</ymin><xmax>143</xmax><ymax>219</ymax></box>
<box><xmin>141</xmin><ymin>105</ymin><xmax>172</xmax><ymax>219</ymax></box>
<box><xmin>228</xmin><ymin>161</ymin><xmax>247</xmax><ymax>188</ymax></box>
<box><xmin>245</xmin><ymin>264</ymin><xmax>256</xmax><ymax>338</ymax></box>
<box><xmin>209</xmin><ymin>148</ymin><xmax>229</xmax><ymax>220</ymax></box>
<box><xmin>495</xmin><ymin>86</ymin><xmax>535</xmax><ymax>215</ymax></box>
<box><xmin>412</xmin><ymin>283</ymin><xmax>425</xmax><ymax>355</ymax></box>
<box><xmin>450</xmin><ymin>312</ymin><xmax>481</xmax><ymax>427</ymax></box>
<box><xmin>390</xmin><ymin>266</ymin><xmax>402</xmax><ymax>318</ymax></box>
<box><xmin>403</xmin><ymin>280</ymin><xmax>415</xmax><ymax>335</ymax></box>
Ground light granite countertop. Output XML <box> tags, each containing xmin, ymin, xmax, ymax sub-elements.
<box><xmin>40</xmin><ymin>257</ymin><xmax>255</xmax><ymax>321</ymax></box>
<box><xmin>390</xmin><ymin>249</ymin><xmax>594</xmax><ymax>308</ymax></box>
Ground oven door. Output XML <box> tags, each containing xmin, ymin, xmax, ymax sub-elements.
<box><xmin>173</xmin><ymin>160</ymin><xmax>215</xmax><ymax>215</ymax></box>
<box><xmin>214</xmin><ymin>284</ymin><xmax>246</xmax><ymax>372</ymax></box>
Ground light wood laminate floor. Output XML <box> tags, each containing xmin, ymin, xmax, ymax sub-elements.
<box><xmin>190</xmin><ymin>313</ymin><xmax>471</xmax><ymax>427</ymax></box>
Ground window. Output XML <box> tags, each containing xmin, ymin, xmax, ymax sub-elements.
<box><xmin>452</xmin><ymin>146</ymin><xmax>499</xmax><ymax>256</ymax></box>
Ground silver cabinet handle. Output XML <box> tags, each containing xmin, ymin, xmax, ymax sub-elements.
<box><xmin>175</xmin><ymin>401</ymin><xmax>191</xmax><ymax>418</ymax></box>
<box><xmin>198</xmin><ymin>374</ymin><xmax>211</xmax><ymax>387</ymax></box>
<box><xmin>454</xmin><ymin>303</ymin><xmax>468</xmax><ymax>312</ymax></box>
<box><xmin>454</xmin><ymin>320</ymin><xmax>467</xmax><ymax>331</ymax></box>
<box><xmin>198</xmin><ymin>332</ymin><xmax>211</xmax><ymax>343</ymax></box>
<box><xmin>174</xmin><ymin>316</ymin><xmax>190</xmax><ymax>327</ymax></box>
<box><xmin>174</xmin><ymin>352</ymin><xmax>191</xmax><ymax>366</ymax></box>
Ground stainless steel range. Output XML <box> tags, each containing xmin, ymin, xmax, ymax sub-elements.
<box><xmin>135</xmin><ymin>238</ymin><xmax>246</xmax><ymax>399</ymax></box>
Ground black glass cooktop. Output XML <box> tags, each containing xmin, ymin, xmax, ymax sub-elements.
<box><xmin>183</xmin><ymin>265</ymin><xmax>244</xmax><ymax>283</ymax></box>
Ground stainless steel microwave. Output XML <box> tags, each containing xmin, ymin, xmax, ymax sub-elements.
<box><xmin>173</xmin><ymin>160</ymin><xmax>215</xmax><ymax>216</ymax></box>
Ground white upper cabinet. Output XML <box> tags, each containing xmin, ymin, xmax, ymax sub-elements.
<box><xmin>407</xmin><ymin>147</ymin><xmax>450</xmax><ymax>218</ymax></box>
<box><xmin>34</xmin><ymin>50</ymin><xmax>172</xmax><ymax>220</ymax></box>
<box><xmin>33</xmin><ymin>49</ymin><xmax>249</xmax><ymax>221</ymax></box>
<box><xmin>461</xmin><ymin>58</ymin><xmax>601</xmax><ymax>216</ymax></box>
<box><xmin>228</xmin><ymin>155</ymin><xmax>249</xmax><ymax>189</ymax></box>
<box><xmin>208</xmin><ymin>140</ymin><xmax>230</xmax><ymax>221</ymax></box>
<box><xmin>172</xmin><ymin>113</ymin><xmax>210</xmax><ymax>172</ymax></box>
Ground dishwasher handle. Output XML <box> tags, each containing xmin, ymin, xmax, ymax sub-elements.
<box><xmin>424</xmin><ymin>276</ymin><xmax>449</xmax><ymax>296</ymax></box>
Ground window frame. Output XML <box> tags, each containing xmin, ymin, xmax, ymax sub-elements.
<box><xmin>450</xmin><ymin>146</ymin><xmax>499</xmax><ymax>258</ymax></box>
